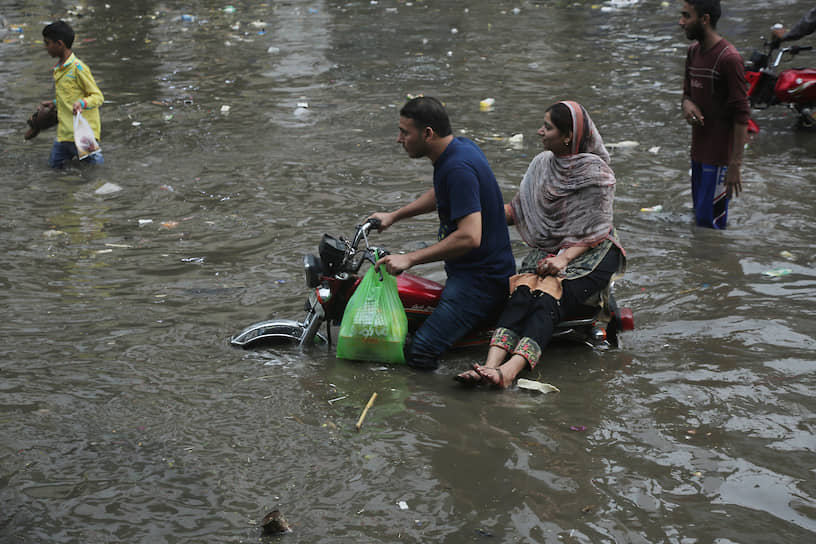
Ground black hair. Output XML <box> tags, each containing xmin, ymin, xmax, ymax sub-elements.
<box><xmin>399</xmin><ymin>96</ymin><xmax>452</xmax><ymax>137</ymax></box>
<box><xmin>687</xmin><ymin>0</ymin><xmax>721</xmax><ymax>29</ymax></box>
<box><xmin>545</xmin><ymin>102</ymin><xmax>592</xmax><ymax>154</ymax></box>
<box><xmin>545</xmin><ymin>103</ymin><xmax>572</xmax><ymax>137</ymax></box>
<box><xmin>43</xmin><ymin>20</ymin><xmax>75</xmax><ymax>48</ymax></box>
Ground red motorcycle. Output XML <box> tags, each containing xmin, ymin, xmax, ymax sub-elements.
<box><xmin>745</xmin><ymin>41</ymin><xmax>816</xmax><ymax>131</ymax></box>
<box><xmin>231</xmin><ymin>219</ymin><xmax>634</xmax><ymax>354</ymax></box>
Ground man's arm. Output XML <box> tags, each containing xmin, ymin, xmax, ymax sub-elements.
<box><xmin>779</xmin><ymin>7</ymin><xmax>816</xmax><ymax>42</ymax></box>
<box><xmin>726</xmin><ymin>122</ymin><xmax>747</xmax><ymax>198</ymax></box>
<box><xmin>368</xmin><ymin>188</ymin><xmax>436</xmax><ymax>231</ymax></box>
<box><xmin>682</xmin><ymin>47</ymin><xmax>704</xmax><ymax>126</ymax></box>
<box><xmin>724</xmin><ymin>48</ymin><xmax>750</xmax><ymax>199</ymax></box>
<box><xmin>504</xmin><ymin>202</ymin><xmax>515</xmax><ymax>225</ymax></box>
<box><xmin>376</xmin><ymin>211</ymin><xmax>481</xmax><ymax>275</ymax></box>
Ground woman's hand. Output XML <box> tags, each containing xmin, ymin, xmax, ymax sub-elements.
<box><xmin>536</xmin><ymin>254</ymin><xmax>569</xmax><ymax>277</ymax></box>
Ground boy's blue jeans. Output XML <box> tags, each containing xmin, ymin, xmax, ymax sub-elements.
<box><xmin>406</xmin><ymin>273</ymin><xmax>509</xmax><ymax>371</ymax></box>
<box><xmin>49</xmin><ymin>140</ymin><xmax>104</xmax><ymax>168</ymax></box>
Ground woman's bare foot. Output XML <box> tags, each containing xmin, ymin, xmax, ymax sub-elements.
<box><xmin>473</xmin><ymin>364</ymin><xmax>509</xmax><ymax>389</ymax></box>
<box><xmin>454</xmin><ymin>368</ymin><xmax>484</xmax><ymax>385</ymax></box>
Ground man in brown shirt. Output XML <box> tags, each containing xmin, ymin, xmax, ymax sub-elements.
<box><xmin>679</xmin><ymin>0</ymin><xmax>750</xmax><ymax>229</ymax></box>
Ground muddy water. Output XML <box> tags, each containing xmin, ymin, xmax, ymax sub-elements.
<box><xmin>1</xmin><ymin>1</ymin><xmax>815</xmax><ymax>542</ymax></box>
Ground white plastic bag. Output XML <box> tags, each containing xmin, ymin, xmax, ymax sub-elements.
<box><xmin>73</xmin><ymin>111</ymin><xmax>101</xmax><ymax>160</ymax></box>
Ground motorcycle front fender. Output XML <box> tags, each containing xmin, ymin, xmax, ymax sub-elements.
<box><xmin>231</xmin><ymin>289</ymin><xmax>329</xmax><ymax>349</ymax></box>
<box><xmin>230</xmin><ymin>319</ymin><xmax>309</xmax><ymax>347</ymax></box>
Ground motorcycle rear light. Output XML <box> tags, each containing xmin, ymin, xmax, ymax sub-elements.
<box><xmin>619</xmin><ymin>307</ymin><xmax>635</xmax><ymax>331</ymax></box>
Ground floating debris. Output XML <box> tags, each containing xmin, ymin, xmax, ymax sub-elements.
<box><xmin>763</xmin><ymin>268</ymin><xmax>792</xmax><ymax>277</ymax></box>
<box><xmin>508</xmin><ymin>133</ymin><xmax>524</xmax><ymax>148</ymax></box>
<box><xmin>95</xmin><ymin>182</ymin><xmax>122</xmax><ymax>195</ymax></box>
<box><xmin>355</xmin><ymin>392</ymin><xmax>378</xmax><ymax>432</ymax></box>
<box><xmin>517</xmin><ymin>379</ymin><xmax>559</xmax><ymax>394</ymax></box>
<box><xmin>261</xmin><ymin>510</ymin><xmax>292</xmax><ymax>534</ymax></box>
<box><xmin>640</xmin><ymin>204</ymin><xmax>663</xmax><ymax>212</ymax></box>
<box><xmin>606</xmin><ymin>140</ymin><xmax>639</xmax><ymax>149</ymax></box>
<box><xmin>479</xmin><ymin>98</ymin><xmax>495</xmax><ymax>112</ymax></box>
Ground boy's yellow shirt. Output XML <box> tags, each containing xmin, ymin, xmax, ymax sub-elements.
<box><xmin>53</xmin><ymin>52</ymin><xmax>104</xmax><ymax>142</ymax></box>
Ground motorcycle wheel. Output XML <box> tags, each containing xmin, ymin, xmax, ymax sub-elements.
<box><xmin>230</xmin><ymin>319</ymin><xmax>327</xmax><ymax>348</ymax></box>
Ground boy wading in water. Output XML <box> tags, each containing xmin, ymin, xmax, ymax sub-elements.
<box><xmin>42</xmin><ymin>20</ymin><xmax>104</xmax><ymax>168</ymax></box>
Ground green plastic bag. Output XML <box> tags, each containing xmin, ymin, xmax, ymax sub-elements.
<box><xmin>336</xmin><ymin>255</ymin><xmax>408</xmax><ymax>364</ymax></box>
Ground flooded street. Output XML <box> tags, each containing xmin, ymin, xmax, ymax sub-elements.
<box><xmin>1</xmin><ymin>1</ymin><xmax>815</xmax><ymax>542</ymax></box>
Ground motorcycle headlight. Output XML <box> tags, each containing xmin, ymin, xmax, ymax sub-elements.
<box><xmin>303</xmin><ymin>254</ymin><xmax>322</xmax><ymax>288</ymax></box>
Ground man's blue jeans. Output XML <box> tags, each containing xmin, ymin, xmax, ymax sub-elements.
<box><xmin>406</xmin><ymin>273</ymin><xmax>509</xmax><ymax>370</ymax></box>
<box><xmin>49</xmin><ymin>140</ymin><xmax>104</xmax><ymax>168</ymax></box>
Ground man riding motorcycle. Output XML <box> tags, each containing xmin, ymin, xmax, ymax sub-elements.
<box><xmin>771</xmin><ymin>7</ymin><xmax>816</xmax><ymax>45</ymax></box>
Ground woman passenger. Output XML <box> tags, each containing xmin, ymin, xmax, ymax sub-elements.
<box><xmin>456</xmin><ymin>101</ymin><xmax>625</xmax><ymax>388</ymax></box>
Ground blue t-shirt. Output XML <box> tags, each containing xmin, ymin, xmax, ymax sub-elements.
<box><xmin>433</xmin><ymin>137</ymin><xmax>515</xmax><ymax>281</ymax></box>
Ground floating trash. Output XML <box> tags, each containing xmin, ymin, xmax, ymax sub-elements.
<box><xmin>220</xmin><ymin>104</ymin><xmax>231</xmax><ymax>113</ymax></box>
<box><xmin>517</xmin><ymin>379</ymin><xmax>559</xmax><ymax>394</ymax></box>
<box><xmin>397</xmin><ymin>501</ymin><xmax>409</xmax><ymax>510</ymax></box>
<box><xmin>95</xmin><ymin>182</ymin><xmax>122</xmax><ymax>195</ymax></box>
<box><xmin>606</xmin><ymin>140</ymin><xmax>639</xmax><ymax>149</ymax></box>
<box><xmin>779</xmin><ymin>250</ymin><xmax>795</xmax><ymax>260</ymax></box>
<box><xmin>640</xmin><ymin>204</ymin><xmax>663</xmax><ymax>212</ymax></box>
<box><xmin>479</xmin><ymin>98</ymin><xmax>495</xmax><ymax>112</ymax></box>
<box><xmin>508</xmin><ymin>133</ymin><xmax>524</xmax><ymax>148</ymax></box>
<box><xmin>763</xmin><ymin>268</ymin><xmax>792</xmax><ymax>277</ymax></box>
<box><xmin>138</xmin><ymin>219</ymin><xmax>153</xmax><ymax>227</ymax></box>
<box><xmin>261</xmin><ymin>510</ymin><xmax>292</xmax><ymax>534</ymax></box>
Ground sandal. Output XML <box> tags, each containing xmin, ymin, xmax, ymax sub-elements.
<box><xmin>473</xmin><ymin>364</ymin><xmax>508</xmax><ymax>389</ymax></box>
<box><xmin>454</xmin><ymin>368</ymin><xmax>485</xmax><ymax>386</ymax></box>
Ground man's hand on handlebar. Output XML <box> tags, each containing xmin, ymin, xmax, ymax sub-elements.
<box><xmin>375</xmin><ymin>253</ymin><xmax>412</xmax><ymax>276</ymax></box>
<box><xmin>366</xmin><ymin>212</ymin><xmax>394</xmax><ymax>232</ymax></box>
<box><xmin>771</xmin><ymin>25</ymin><xmax>786</xmax><ymax>46</ymax></box>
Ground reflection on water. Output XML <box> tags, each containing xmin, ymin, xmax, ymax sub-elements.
<box><xmin>1</xmin><ymin>0</ymin><xmax>815</xmax><ymax>542</ymax></box>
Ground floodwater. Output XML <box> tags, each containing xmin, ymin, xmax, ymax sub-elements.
<box><xmin>1</xmin><ymin>1</ymin><xmax>815</xmax><ymax>542</ymax></box>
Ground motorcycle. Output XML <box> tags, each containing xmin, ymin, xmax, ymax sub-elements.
<box><xmin>745</xmin><ymin>40</ymin><xmax>816</xmax><ymax>131</ymax></box>
<box><xmin>231</xmin><ymin>219</ymin><xmax>634</xmax><ymax>354</ymax></box>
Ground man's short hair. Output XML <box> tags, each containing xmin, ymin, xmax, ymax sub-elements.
<box><xmin>688</xmin><ymin>0</ymin><xmax>721</xmax><ymax>29</ymax></box>
<box><xmin>400</xmin><ymin>96</ymin><xmax>452</xmax><ymax>137</ymax></box>
<box><xmin>43</xmin><ymin>20</ymin><xmax>75</xmax><ymax>48</ymax></box>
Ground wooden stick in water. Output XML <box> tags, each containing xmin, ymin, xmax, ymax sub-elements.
<box><xmin>355</xmin><ymin>392</ymin><xmax>378</xmax><ymax>432</ymax></box>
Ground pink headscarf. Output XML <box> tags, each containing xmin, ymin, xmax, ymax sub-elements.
<box><xmin>510</xmin><ymin>101</ymin><xmax>616</xmax><ymax>253</ymax></box>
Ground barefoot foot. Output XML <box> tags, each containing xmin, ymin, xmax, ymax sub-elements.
<box><xmin>454</xmin><ymin>368</ymin><xmax>484</xmax><ymax>386</ymax></box>
<box><xmin>473</xmin><ymin>364</ymin><xmax>510</xmax><ymax>389</ymax></box>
